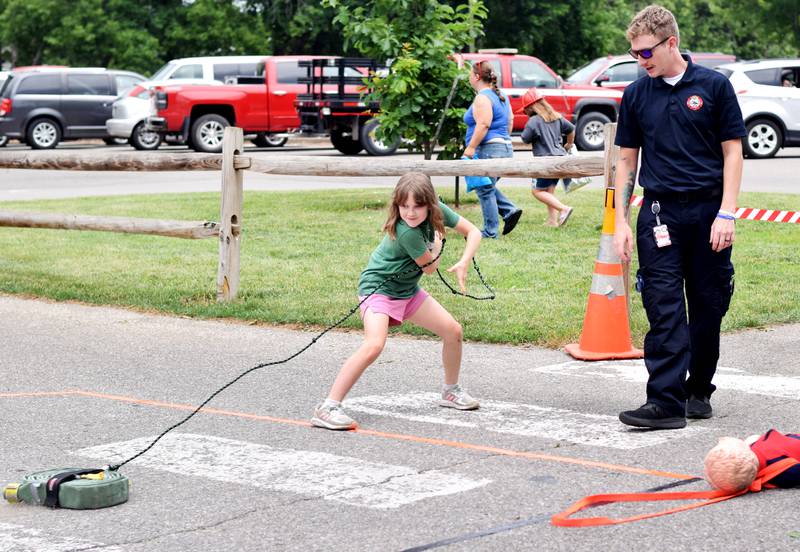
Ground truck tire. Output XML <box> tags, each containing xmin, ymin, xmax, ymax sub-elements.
<box><xmin>330</xmin><ymin>127</ymin><xmax>363</xmax><ymax>155</ymax></box>
<box><xmin>360</xmin><ymin>118</ymin><xmax>400</xmax><ymax>156</ymax></box>
<box><xmin>130</xmin><ymin>121</ymin><xmax>163</xmax><ymax>151</ymax></box>
<box><xmin>575</xmin><ymin>112</ymin><xmax>611</xmax><ymax>151</ymax></box>
<box><xmin>190</xmin><ymin>114</ymin><xmax>229</xmax><ymax>153</ymax></box>
<box><xmin>252</xmin><ymin>133</ymin><xmax>287</xmax><ymax>148</ymax></box>
<box><xmin>26</xmin><ymin>118</ymin><xmax>61</xmax><ymax>149</ymax></box>
<box><xmin>743</xmin><ymin>118</ymin><xmax>781</xmax><ymax>159</ymax></box>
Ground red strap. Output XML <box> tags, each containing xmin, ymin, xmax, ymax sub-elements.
<box><xmin>552</xmin><ymin>457</ymin><xmax>798</xmax><ymax>527</ymax></box>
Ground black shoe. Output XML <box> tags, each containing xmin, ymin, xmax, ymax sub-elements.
<box><xmin>502</xmin><ymin>209</ymin><xmax>523</xmax><ymax>236</ymax></box>
<box><xmin>686</xmin><ymin>395</ymin><xmax>713</xmax><ymax>419</ymax></box>
<box><xmin>619</xmin><ymin>402</ymin><xmax>687</xmax><ymax>429</ymax></box>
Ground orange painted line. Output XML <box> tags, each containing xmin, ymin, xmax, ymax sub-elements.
<box><xmin>68</xmin><ymin>389</ymin><xmax>695</xmax><ymax>481</ymax></box>
<box><xmin>355</xmin><ymin>428</ymin><xmax>695</xmax><ymax>480</ymax></box>
<box><xmin>71</xmin><ymin>390</ymin><xmax>312</xmax><ymax>428</ymax></box>
<box><xmin>0</xmin><ymin>390</ymin><xmax>80</xmax><ymax>398</ymax></box>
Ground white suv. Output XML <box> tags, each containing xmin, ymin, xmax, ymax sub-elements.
<box><xmin>716</xmin><ymin>59</ymin><xmax>800</xmax><ymax>158</ymax></box>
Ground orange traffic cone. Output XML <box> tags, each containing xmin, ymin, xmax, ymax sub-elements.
<box><xmin>564</xmin><ymin>187</ymin><xmax>643</xmax><ymax>360</ymax></box>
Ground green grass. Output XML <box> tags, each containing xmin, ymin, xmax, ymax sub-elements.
<box><xmin>1</xmin><ymin>187</ymin><xmax>798</xmax><ymax>347</ymax></box>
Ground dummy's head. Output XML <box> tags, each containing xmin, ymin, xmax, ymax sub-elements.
<box><xmin>704</xmin><ymin>437</ymin><xmax>759</xmax><ymax>492</ymax></box>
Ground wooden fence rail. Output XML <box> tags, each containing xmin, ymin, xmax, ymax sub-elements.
<box><xmin>0</xmin><ymin>150</ymin><xmax>604</xmax><ymax>178</ymax></box>
<box><xmin>0</xmin><ymin>211</ymin><xmax>219</xmax><ymax>239</ymax></box>
<box><xmin>0</xmin><ymin>127</ymin><xmax>608</xmax><ymax>302</ymax></box>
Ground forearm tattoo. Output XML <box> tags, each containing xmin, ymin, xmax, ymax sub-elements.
<box><xmin>623</xmin><ymin>170</ymin><xmax>636</xmax><ymax>217</ymax></box>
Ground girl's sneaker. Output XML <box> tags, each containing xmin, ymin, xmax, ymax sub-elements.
<box><xmin>311</xmin><ymin>402</ymin><xmax>358</xmax><ymax>430</ymax></box>
<box><xmin>439</xmin><ymin>385</ymin><xmax>480</xmax><ymax>410</ymax></box>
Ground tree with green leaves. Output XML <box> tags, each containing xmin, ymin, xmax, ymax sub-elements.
<box><xmin>245</xmin><ymin>1</ymin><xmax>353</xmax><ymax>55</ymax></box>
<box><xmin>324</xmin><ymin>0</ymin><xmax>488</xmax><ymax>159</ymax></box>
<box><xmin>0</xmin><ymin>0</ymin><xmax>269</xmax><ymax>76</ymax></box>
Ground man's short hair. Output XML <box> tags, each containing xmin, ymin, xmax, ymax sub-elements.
<box><xmin>626</xmin><ymin>4</ymin><xmax>680</xmax><ymax>42</ymax></box>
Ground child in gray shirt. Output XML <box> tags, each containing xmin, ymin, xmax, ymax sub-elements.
<box><xmin>518</xmin><ymin>88</ymin><xmax>578</xmax><ymax>226</ymax></box>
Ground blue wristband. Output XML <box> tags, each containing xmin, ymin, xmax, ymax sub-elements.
<box><xmin>716</xmin><ymin>213</ymin><xmax>735</xmax><ymax>220</ymax></box>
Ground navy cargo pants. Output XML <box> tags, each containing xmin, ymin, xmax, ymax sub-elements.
<box><xmin>636</xmin><ymin>193</ymin><xmax>735</xmax><ymax>417</ymax></box>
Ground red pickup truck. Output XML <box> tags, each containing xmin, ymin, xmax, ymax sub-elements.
<box><xmin>145</xmin><ymin>55</ymin><xmax>363</xmax><ymax>153</ymax></box>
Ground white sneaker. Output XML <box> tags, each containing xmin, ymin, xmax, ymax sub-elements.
<box><xmin>439</xmin><ymin>385</ymin><xmax>480</xmax><ymax>410</ymax></box>
<box><xmin>311</xmin><ymin>402</ymin><xmax>358</xmax><ymax>430</ymax></box>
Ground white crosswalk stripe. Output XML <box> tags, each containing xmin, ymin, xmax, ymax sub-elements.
<box><xmin>346</xmin><ymin>393</ymin><xmax>706</xmax><ymax>449</ymax></box>
<box><xmin>534</xmin><ymin>360</ymin><xmax>800</xmax><ymax>399</ymax></box>
<box><xmin>75</xmin><ymin>433</ymin><xmax>489</xmax><ymax>510</ymax></box>
<box><xmin>0</xmin><ymin>523</ymin><xmax>123</xmax><ymax>552</ymax></box>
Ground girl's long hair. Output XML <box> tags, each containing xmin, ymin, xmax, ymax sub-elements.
<box><xmin>473</xmin><ymin>60</ymin><xmax>506</xmax><ymax>103</ymax></box>
<box><xmin>526</xmin><ymin>98</ymin><xmax>562</xmax><ymax>123</ymax></box>
<box><xmin>383</xmin><ymin>172</ymin><xmax>444</xmax><ymax>240</ymax></box>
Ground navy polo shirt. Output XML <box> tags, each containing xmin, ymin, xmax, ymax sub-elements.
<box><xmin>615</xmin><ymin>56</ymin><xmax>745</xmax><ymax>194</ymax></box>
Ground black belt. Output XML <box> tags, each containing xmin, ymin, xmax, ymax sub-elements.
<box><xmin>643</xmin><ymin>188</ymin><xmax>722</xmax><ymax>203</ymax></box>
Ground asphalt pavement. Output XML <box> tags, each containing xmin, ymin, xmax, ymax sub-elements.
<box><xmin>2</xmin><ymin>294</ymin><xmax>800</xmax><ymax>551</ymax></box>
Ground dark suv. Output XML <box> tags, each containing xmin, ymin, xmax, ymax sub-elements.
<box><xmin>0</xmin><ymin>68</ymin><xmax>145</xmax><ymax>149</ymax></box>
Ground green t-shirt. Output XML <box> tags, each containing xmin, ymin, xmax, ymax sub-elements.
<box><xmin>358</xmin><ymin>201</ymin><xmax>460</xmax><ymax>299</ymax></box>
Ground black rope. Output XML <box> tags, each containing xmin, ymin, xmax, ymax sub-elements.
<box><xmin>109</xmin><ymin>238</ymin><xmax>493</xmax><ymax>471</ymax></box>
<box><xmin>435</xmin><ymin>257</ymin><xmax>495</xmax><ymax>300</ymax></box>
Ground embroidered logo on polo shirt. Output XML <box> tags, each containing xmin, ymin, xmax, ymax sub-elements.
<box><xmin>686</xmin><ymin>95</ymin><xmax>704</xmax><ymax>111</ymax></box>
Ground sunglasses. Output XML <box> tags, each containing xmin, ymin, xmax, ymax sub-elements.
<box><xmin>628</xmin><ymin>36</ymin><xmax>670</xmax><ymax>60</ymax></box>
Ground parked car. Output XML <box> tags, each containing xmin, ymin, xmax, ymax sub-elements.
<box><xmin>107</xmin><ymin>78</ymin><xmax>225</xmax><ymax>150</ymax></box>
<box><xmin>566</xmin><ymin>52</ymin><xmax>737</xmax><ymax>91</ymax></box>
<box><xmin>147</xmin><ymin>55</ymin><xmax>360</xmax><ymax>153</ymax></box>
<box><xmin>0</xmin><ymin>67</ymin><xmax>146</xmax><ymax>149</ymax></box>
<box><xmin>459</xmin><ymin>49</ymin><xmax>624</xmax><ymax>150</ymax></box>
<box><xmin>716</xmin><ymin>59</ymin><xmax>800</xmax><ymax>158</ymax></box>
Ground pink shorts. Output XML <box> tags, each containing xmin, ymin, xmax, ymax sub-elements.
<box><xmin>359</xmin><ymin>289</ymin><xmax>429</xmax><ymax>327</ymax></box>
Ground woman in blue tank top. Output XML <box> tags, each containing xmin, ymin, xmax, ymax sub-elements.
<box><xmin>463</xmin><ymin>60</ymin><xmax>522</xmax><ymax>238</ymax></box>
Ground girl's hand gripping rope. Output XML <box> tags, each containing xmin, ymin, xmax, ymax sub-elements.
<box><xmin>446</xmin><ymin>259</ymin><xmax>470</xmax><ymax>293</ymax></box>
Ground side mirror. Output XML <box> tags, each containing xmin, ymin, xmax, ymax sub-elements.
<box><xmin>595</xmin><ymin>74</ymin><xmax>610</xmax><ymax>86</ymax></box>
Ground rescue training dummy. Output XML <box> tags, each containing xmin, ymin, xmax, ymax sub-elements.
<box><xmin>705</xmin><ymin>430</ymin><xmax>800</xmax><ymax>492</ymax></box>
<box><xmin>551</xmin><ymin>429</ymin><xmax>800</xmax><ymax>527</ymax></box>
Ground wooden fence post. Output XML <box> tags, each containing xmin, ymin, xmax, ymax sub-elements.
<box><xmin>217</xmin><ymin>127</ymin><xmax>244</xmax><ymax>302</ymax></box>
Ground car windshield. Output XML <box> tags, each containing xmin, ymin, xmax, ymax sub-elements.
<box><xmin>149</xmin><ymin>62</ymin><xmax>177</xmax><ymax>81</ymax></box>
<box><xmin>567</xmin><ymin>58</ymin><xmax>608</xmax><ymax>83</ymax></box>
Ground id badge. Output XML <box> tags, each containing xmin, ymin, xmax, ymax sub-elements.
<box><xmin>653</xmin><ymin>224</ymin><xmax>671</xmax><ymax>248</ymax></box>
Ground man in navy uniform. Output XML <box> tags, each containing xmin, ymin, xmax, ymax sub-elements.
<box><xmin>613</xmin><ymin>5</ymin><xmax>745</xmax><ymax>429</ymax></box>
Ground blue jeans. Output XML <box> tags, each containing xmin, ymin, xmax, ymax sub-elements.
<box><xmin>474</xmin><ymin>142</ymin><xmax>518</xmax><ymax>238</ymax></box>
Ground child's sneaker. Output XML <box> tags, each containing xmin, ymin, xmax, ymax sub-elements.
<box><xmin>439</xmin><ymin>385</ymin><xmax>480</xmax><ymax>410</ymax></box>
<box><xmin>311</xmin><ymin>402</ymin><xmax>357</xmax><ymax>430</ymax></box>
